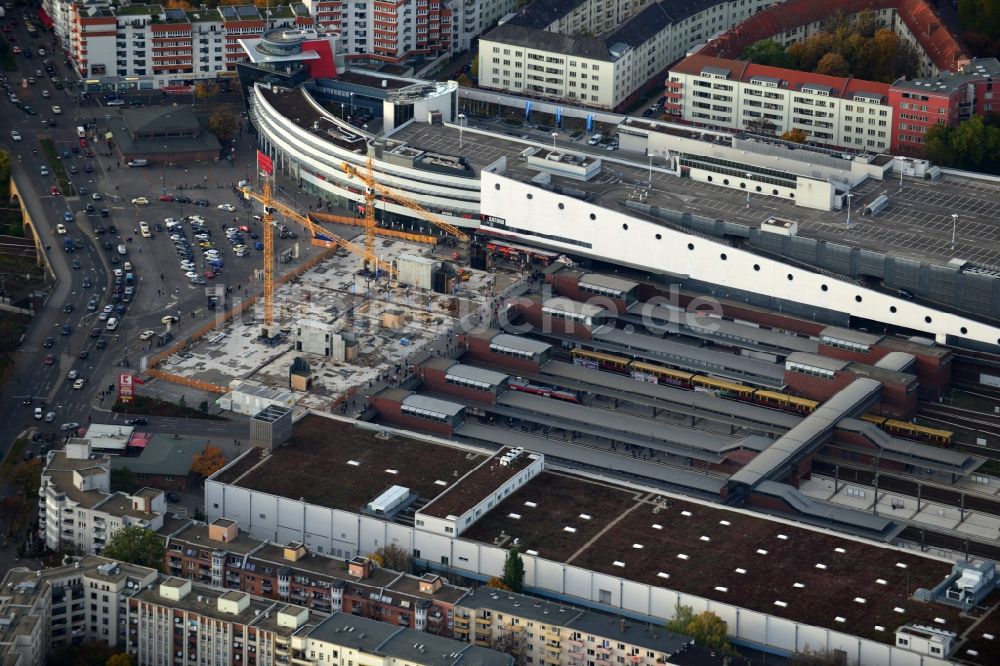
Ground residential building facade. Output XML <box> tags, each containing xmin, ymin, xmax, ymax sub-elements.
<box><xmin>38</xmin><ymin>440</ymin><xmax>166</xmax><ymax>554</ymax></box>
<box><xmin>665</xmin><ymin>55</ymin><xmax>894</xmax><ymax>154</ymax></box>
<box><xmin>477</xmin><ymin>0</ymin><xmax>777</xmax><ymax>111</ymax></box>
<box><xmin>665</xmin><ymin>54</ymin><xmax>1000</xmax><ymax>155</ymax></box>
<box><xmin>161</xmin><ymin>518</ymin><xmax>469</xmax><ymax>636</ymax></box>
<box><xmin>0</xmin><ymin>556</ymin><xmax>158</xmax><ymax>664</ymax></box>
<box><xmin>455</xmin><ymin>587</ymin><xmax>692</xmax><ymax>666</ymax></box>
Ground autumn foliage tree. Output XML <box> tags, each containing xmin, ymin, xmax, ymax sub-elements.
<box><xmin>486</xmin><ymin>577</ymin><xmax>511</xmax><ymax>591</ymax></box>
<box><xmin>780</xmin><ymin>128</ymin><xmax>808</xmax><ymax>144</ymax></box>
<box><xmin>191</xmin><ymin>445</ymin><xmax>226</xmax><ymax>478</ymax></box>
<box><xmin>207</xmin><ymin>108</ymin><xmax>238</xmax><ymax>143</ymax></box>
<box><xmin>368</xmin><ymin>543</ymin><xmax>413</xmax><ymax>572</ymax></box>
<box><xmin>665</xmin><ymin>604</ymin><xmax>736</xmax><ymax>654</ymax></box>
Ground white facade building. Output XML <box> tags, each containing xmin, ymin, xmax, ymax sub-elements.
<box><xmin>665</xmin><ymin>55</ymin><xmax>893</xmax><ymax>152</ymax></box>
<box><xmin>0</xmin><ymin>556</ymin><xmax>158</xmax><ymax>663</ymax></box>
<box><xmin>38</xmin><ymin>441</ymin><xmax>166</xmax><ymax>554</ymax></box>
<box><xmin>478</xmin><ymin>0</ymin><xmax>776</xmax><ymax>110</ymax></box>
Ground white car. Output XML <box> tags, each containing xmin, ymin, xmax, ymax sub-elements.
<box><xmin>50</xmin><ymin>104</ymin><xmax>61</xmax><ymax>114</ymax></box>
<box><xmin>10</xmin><ymin>130</ymin><xmax>20</xmax><ymax>141</ymax></box>
<box><xmin>194</xmin><ymin>233</ymin><xmax>211</xmax><ymax>240</ymax></box>
<box><xmin>73</xmin><ymin>378</ymin><xmax>85</xmax><ymax>390</ymax></box>
<box><xmin>41</xmin><ymin>89</ymin><xmax>50</xmax><ymax>98</ymax></box>
<box><xmin>131</xmin><ymin>197</ymin><xmax>149</xmax><ymax>205</ymax></box>
<box><xmin>67</xmin><ymin>369</ymin><xmax>78</xmax><ymax>380</ymax></box>
<box><xmin>180</xmin><ymin>262</ymin><xmax>195</xmax><ymax>271</ymax></box>
<box><xmin>217</xmin><ymin>203</ymin><xmax>236</xmax><ymax>212</ymax></box>
<box><xmin>55</xmin><ymin>223</ymin><xmax>67</xmax><ymax>234</ymax></box>
<box><xmin>113</xmin><ymin>268</ymin><xmax>123</xmax><ymax>277</ymax></box>
<box><xmin>184</xmin><ymin>271</ymin><xmax>198</xmax><ymax>280</ymax></box>
<box><xmin>106</xmin><ymin>99</ymin><xmax>125</xmax><ymax>106</ymax></box>
<box><xmin>139</xmin><ymin>330</ymin><xmax>155</xmax><ymax>340</ymax></box>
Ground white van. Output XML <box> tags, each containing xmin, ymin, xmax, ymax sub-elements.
<box><xmin>34</xmin><ymin>407</ymin><xmax>42</xmax><ymax>420</ymax></box>
<box><xmin>587</xmin><ymin>133</ymin><xmax>604</xmax><ymax>145</ymax></box>
<box><xmin>76</xmin><ymin>125</ymin><xmax>86</xmax><ymax>138</ymax></box>
<box><xmin>106</xmin><ymin>317</ymin><xmax>119</xmax><ymax>331</ymax></box>
<box><xmin>127</xmin><ymin>159</ymin><xmax>149</xmax><ymax>167</ymax></box>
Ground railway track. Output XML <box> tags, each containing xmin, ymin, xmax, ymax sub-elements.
<box><xmin>918</xmin><ymin>405</ymin><xmax>1000</xmax><ymax>447</ymax></box>
<box><xmin>813</xmin><ymin>461</ymin><xmax>1000</xmax><ymax>561</ymax></box>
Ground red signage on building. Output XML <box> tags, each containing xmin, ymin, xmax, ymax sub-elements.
<box><xmin>257</xmin><ymin>150</ymin><xmax>273</xmax><ymax>176</ymax></box>
<box><xmin>118</xmin><ymin>373</ymin><xmax>134</xmax><ymax>403</ymax></box>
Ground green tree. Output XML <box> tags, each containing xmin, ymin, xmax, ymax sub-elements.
<box><xmin>687</xmin><ymin>611</ymin><xmax>733</xmax><ymax>654</ymax></box>
<box><xmin>207</xmin><ymin>108</ymin><xmax>238</xmax><ymax>143</ymax></box>
<box><xmin>10</xmin><ymin>459</ymin><xmax>42</xmax><ymax>499</ymax></box>
<box><xmin>106</xmin><ymin>653</ymin><xmax>135</xmax><ymax>666</ymax></box>
<box><xmin>816</xmin><ymin>52</ymin><xmax>850</xmax><ymax>77</ymax></box>
<box><xmin>502</xmin><ymin>547</ymin><xmax>525</xmax><ymax>593</ymax></box>
<box><xmin>199</xmin><ymin>399</ymin><xmax>209</xmax><ymax>413</ymax></box>
<box><xmin>100</xmin><ymin>524</ymin><xmax>165</xmax><ymax>570</ymax></box>
<box><xmin>741</xmin><ymin>39</ymin><xmax>793</xmax><ymax>68</ymax></box>
<box><xmin>49</xmin><ymin>642</ymin><xmax>118</xmax><ymax>666</ymax></box>
<box><xmin>665</xmin><ymin>603</ymin><xmax>695</xmax><ymax>634</ymax></box>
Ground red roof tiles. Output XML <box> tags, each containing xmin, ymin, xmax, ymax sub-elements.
<box><xmin>701</xmin><ymin>0</ymin><xmax>968</xmax><ymax>73</ymax></box>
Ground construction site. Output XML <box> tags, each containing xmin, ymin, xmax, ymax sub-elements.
<box><xmin>145</xmin><ymin>156</ymin><xmax>510</xmax><ymax>413</ymax></box>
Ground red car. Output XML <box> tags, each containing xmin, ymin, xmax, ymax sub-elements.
<box><xmin>43</xmin><ymin>354</ymin><xmax>55</xmax><ymax>365</ymax></box>
<box><xmin>79</xmin><ymin>138</ymin><xmax>88</xmax><ymax>148</ymax></box>
<box><xmin>50</xmin><ymin>186</ymin><xmax>60</xmax><ymax>196</ymax></box>
<box><xmin>11</xmin><ymin>45</ymin><xmax>20</xmax><ymax>53</ymax></box>
<box><xmin>158</xmin><ymin>194</ymin><xmax>174</xmax><ymax>202</ymax></box>
<box><xmin>203</xmin><ymin>270</ymin><xmax>216</xmax><ymax>279</ymax></box>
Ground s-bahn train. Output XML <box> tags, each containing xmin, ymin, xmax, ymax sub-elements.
<box><xmin>507</xmin><ymin>378</ymin><xmax>582</xmax><ymax>404</ymax></box>
<box><xmin>568</xmin><ymin>348</ymin><xmax>952</xmax><ymax>446</ymax></box>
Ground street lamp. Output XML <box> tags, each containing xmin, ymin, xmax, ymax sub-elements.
<box><xmin>951</xmin><ymin>213</ymin><xmax>958</xmax><ymax>249</ymax></box>
<box><xmin>846</xmin><ymin>192</ymin><xmax>853</xmax><ymax>227</ymax></box>
<box><xmin>745</xmin><ymin>172</ymin><xmax>752</xmax><ymax>208</ymax></box>
<box><xmin>457</xmin><ymin>113</ymin><xmax>466</xmax><ymax>148</ymax></box>
<box><xmin>551</xmin><ymin>131</ymin><xmax>558</xmax><ymax>149</ymax></box>
<box><xmin>349</xmin><ymin>92</ymin><xmax>355</xmax><ymax>116</ymax></box>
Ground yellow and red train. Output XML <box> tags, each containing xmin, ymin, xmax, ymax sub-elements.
<box><xmin>568</xmin><ymin>348</ymin><xmax>952</xmax><ymax>446</ymax></box>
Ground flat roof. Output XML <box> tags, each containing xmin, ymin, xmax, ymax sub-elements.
<box><xmin>543</xmin><ymin>296</ymin><xmax>608</xmax><ymax>317</ymax></box>
<box><xmin>786</xmin><ymin>352</ymin><xmax>850</xmax><ymax>372</ymax></box>
<box><xmin>820</xmin><ymin>326</ymin><xmax>883</xmax><ymax>347</ymax></box>
<box><xmin>444</xmin><ymin>363</ymin><xmax>510</xmax><ymax>387</ymax></box>
<box><xmin>874</xmin><ymin>351</ymin><xmax>916</xmax><ymax>372</ymax></box>
<box><xmin>419</xmin><ymin>448</ymin><xmax>539</xmax><ymax>519</ymax></box>
<box><xmin>461</xmin><ymin>471</ymin><xmax>967</xmax><ymax>645</ymax></box>
<box><xmin>219</xmin><ymin>415</ymin><xmax>485</xmax><ymax>512</ymax></box>
<box><xmin>592</xmin><ymin>328</ymin><xmax>786</xmax><ymax>382</ymax></box>
<box><xmin>402</xmin><ymin>394</ymin><xmax>465</xmax><ymax>418</ymax></box>
<box><xmin>579</xmin><ymin>273</ymin><xmax>639</xmax><ymax>293</ymax></box>
<box><xmin>490</xmin><ymin>333</ymin><xmax>552</xmax><ymax>355</ymax></box>
<box><xmin>110</xmin><ymin>436</ymin><xmax>206</xmax><ymax>477</ymax></box>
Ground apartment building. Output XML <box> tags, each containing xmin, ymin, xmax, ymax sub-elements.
<box><xmin>665</xmin><ymin>54</ymin><xmax>894</xmax><ymax>153</ymax></box>
<box><xmin>477</xmin><ymin>0</ymin><xmax>776</xmax><ymax>111</ymax></box>
<box><xmin>455</xmin><ymin>587</ymin><xmax>694</xmax><ymax>666</ymax></box>
<box><xmin>295</xmin><ymin>612</ymin><xmax>514</xmax><ymax>666</ymax></box>
<box><xmin>128</xmin><ymin>577</ymin><xmax>319</xmax><ymax>666</ymax></box>
<box><xmin>0</xmin><ymin>556</ymin><xmax>158</xmax><ymax>664</ymax></box>
<box><xmin>665</xmin><ymin>54</ymin><xmax>1000</xmax><ymax>155</ymax></box>
<box><xmin>162</xmin><ymin>517</ymin><xmax>469</xmax><ymax>636</ymax></box>
<box><xmin>889</xmin><ymin>58</ymin><xmax>1000</xmax><ymax>154</ymax></box>
<box><xmin>39</xmin><ymin>439</ymin><xmax>166</xmax><ymax>554</ymax></box>
<box><xmin>300</xmin><ymin>0</ymin><xmax>514</xmax><ymax>61</ymax></box>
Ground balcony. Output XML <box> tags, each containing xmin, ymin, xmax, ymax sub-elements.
<box><xmin>475</xmin><ymin>617</ymin><xmax>491</xmax><ymax>626</ymax></box>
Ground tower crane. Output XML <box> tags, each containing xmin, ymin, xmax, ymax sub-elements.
<box><xmin>308</xmin><ymin>157</ymin><xmax>470</xmax><ymax>258</ymax></box>
<box><xmin>239</xmin><ymin>174</ymin><xmax>396</xmax><ymax>332</ymax></box>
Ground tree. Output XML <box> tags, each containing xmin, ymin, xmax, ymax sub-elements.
<box><xmin>10</xmin><ymin>459</ymin><xmax>42</xmax><ymax>499</ymax></box>
<box><xmin>487</xmin><ymin>576</ymin><xmax>511</xmax><ymax>591</ymax></box>
<box><xmin>816</xmin><ymin>52</ymin><xmax>850</xmax><ymax>77</ymax></box>
<box><xmin>106</xmin><ymin>654</ymin><xmax>135</xmax><ymax>666</ymax></box>
<box><xmin>781</xmin><ymin>128</ymin><xmax>808</xmax><ymax>144</ymax></box>
<box><xmin>456</xmin><ymin>73</ymin><xmax>473</xmax><ymax>88</ymax></box>
<box><xmin>687</xmin><ymin>611</ymin><xmax>733</xmax><ymax>654</ymax></box>
<box><xmin>665</xmin><ymin>603</ymin><xmax>695</xmax><ymax>634</ymax></box>
<box><xmin>207</xmin><ymin>108</ymin><xmax>238</xmax><ymax>143</ymax></box>
<box><xmin>194</xmin><ymin>81</ymin><xmax>219</xmax><ymax>98</ymax></box>
<box><xmin>49</xmin><ymin>642</ymin><xmax>119</xmax><ymax>666</ymax></box>
<box><xmin>502</xmin><ymin>547</ymin><xmax>525</xmax><ymax>593</ymax></box>
<box><xmin>665</xmin><ymin>605</ymin><xmax>735</xmax><ymax>654</ymax></box>
<box><xmin>191</xmin><ymin>444</ymin><xmax>226</xmax><ymax>478</ymax></box>
<box><xmin>789</xmin><ymin>645</ymin><xmax>847</xmax><ymax>666</ymax></box>
<box><xmin>100</xmin><ymin>525</ymin><xmax>165</xmax><ymax>570</ymax></box>
<box><xmin>198</xmin><ymin>400</ymin><xmax>209</xmax><ymax>414</ymax></box>
<box><xmin>368</xmin><ymin>543</ymin><xmax>412</xmax><ymax>572</ymax></box>
<box><xmin>741</xmin><ymin>39</ymin><xmax>793</xmax><ymax>68</ymax></box>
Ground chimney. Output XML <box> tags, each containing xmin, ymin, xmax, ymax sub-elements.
<box><xmin>620</xmin><ymin>618</ymin><xmax>627</xmax><ymax>633</ymax></box>
<box><xmin>349</xmin><ymin>556</ymin><xmax>373</xmax><ymax>579</ymax></box>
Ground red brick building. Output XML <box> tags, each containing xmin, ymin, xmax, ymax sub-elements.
<box><xmin>370</xmin><ymin>388</ymin><xmax>465</xmax><ymax>437</ymax></box>
<box><xmin>415</xmin><ymin>358</ymin><xmax>509</xmax><ymax>405</ymax></box>
<box><xmin>458</xmin><ymin>329</ymin><xmax>552</xmax><ymax>374</ymax></box>
<box><xmin>161</xmin><ymin>517</ymin><xmax>468</xmax><ymax>637</ymax></box>
<box><xmin>785</xmin><ymin>352</ymin><xmax>918</xmax><ymax>419</ymax></box>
